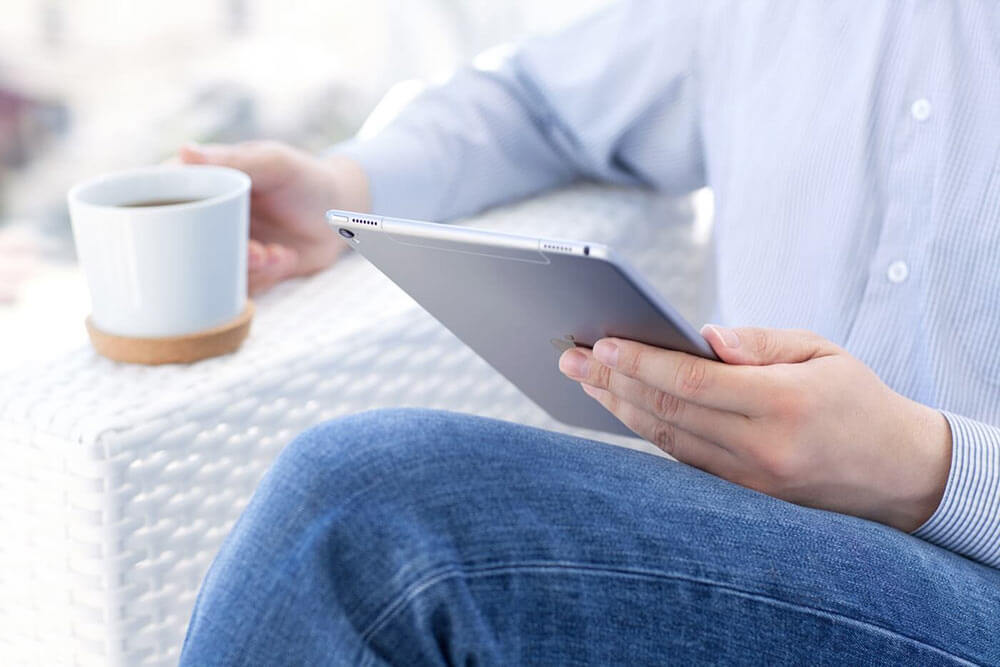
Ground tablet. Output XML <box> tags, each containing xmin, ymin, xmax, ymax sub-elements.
<box><xmin>327</xmin><ymin>208</ymin><xmax>717</xmax><ymax>437</ymax></box>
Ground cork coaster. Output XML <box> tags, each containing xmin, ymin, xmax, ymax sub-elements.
<box><xmin>86</xmin><ymin>301</ymin><xmax>255</xmax><ymax>365</ymax></box>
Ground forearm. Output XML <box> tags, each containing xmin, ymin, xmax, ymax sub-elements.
<box><xmin>332</xmin><ymin>0</ymin><xmax>706</xmax><ymax>221</ymax></box>
<box><xmin>332</xmin><ymin>66</ymin><xmax>577</xmax><ymax>220</ymax></box>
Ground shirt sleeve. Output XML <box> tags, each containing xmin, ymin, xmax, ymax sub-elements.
<box><xmin>332</xmin><ymin>0</ymin><xmax>707</xmax><ymax>221</ymax></box>
<box><xmin>912</xmin><ymin>411</ymin><xmax>1000</xmax><ymax>569</ymax></box>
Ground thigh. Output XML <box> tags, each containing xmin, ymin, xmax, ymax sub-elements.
<box><xmin>187</xmin><ymin>409</ymin><xmax>1000</xmax><ymax>666</ymax></box>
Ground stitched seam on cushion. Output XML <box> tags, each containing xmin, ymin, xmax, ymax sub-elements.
<box><xmin>360</xmin><ymin>561</ymin><xmax>980</xmax><ymax>665</ymax></box>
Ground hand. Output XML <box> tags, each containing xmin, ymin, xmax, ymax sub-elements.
<box><xmin>179</xmin><ymin>141</ymin><xmax>370</xmax><ymax>294</ymax></box>
<box><xmin>559</xmin><ymin>326</ymin><xmax>953</xmax><ymax>532</ymax></box>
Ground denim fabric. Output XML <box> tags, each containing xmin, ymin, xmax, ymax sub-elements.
<box><xmin>181</xmin><ymin>409</ymin><xmax>1000</xmax><ymax>665</ymax></box>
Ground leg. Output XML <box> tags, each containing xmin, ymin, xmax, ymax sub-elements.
<box><xmin>181</xmin><ymin>409</ymin><xmax>1000</xmax><ymax>666</ymax></box>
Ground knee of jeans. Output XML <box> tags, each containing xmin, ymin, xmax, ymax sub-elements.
<box><xmin>270</xmin><ymin>408</ymin><xmax>469</xmax><ymax>499</ymax></box>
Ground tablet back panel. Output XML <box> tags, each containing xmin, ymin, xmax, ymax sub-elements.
<box><xmin>328</xmin><ymin>211</ymin><xmax>714</xmax><ymax>437</ymax></box>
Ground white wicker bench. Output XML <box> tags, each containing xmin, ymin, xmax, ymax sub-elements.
<box><xmin>0</xmin><ymin>184</ymin><xmax>711</xmax><ymax>666</ymax></box>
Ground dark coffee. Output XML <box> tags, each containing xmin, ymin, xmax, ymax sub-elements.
<box><xmin>119</xmin><ymin>198</ymin><xmax>203</xmax><ymax>208</ymax></box>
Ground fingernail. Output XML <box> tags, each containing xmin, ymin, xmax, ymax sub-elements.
<box><xmin>593</xmin><ymin>340</ymin><xmax>619</xmax><ymax>368</ymax></box>
<box><xmin>559</xmin><ymin>348</ymin><xmax>590</xmax><ymax>379</ymax></box>
<box><xmin>704</xmin><ymin>324</ymin><xmax>740</xmax><ymax>348</ymax></box>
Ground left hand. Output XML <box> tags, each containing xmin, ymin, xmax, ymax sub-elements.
<box><xmin>558</xmin><ymin>325</ymin><xmax>952</xmax><ymax>532</ymax></box>
<box><xmin>178</xmin><ymin>141</ymin><xmax>369</xmax><ymax>294</ymax></box>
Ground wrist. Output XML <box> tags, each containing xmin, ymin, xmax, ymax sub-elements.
<box><xmin>892</xmin><ymin>404</ymin><xmax>952</xmax><ymax>532</ymax></box>
<box><xmin>325</xmin><ymin>155</ymin><xmax>371</xmax><ymax>214</ymax></box>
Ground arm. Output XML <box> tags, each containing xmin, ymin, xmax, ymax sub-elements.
<box><xmin>333</xmin><ymin>0</ymin><xmax>707</xmax><ymax>221</ymax></box>
<box><xmin>177</xmin><ymin>1</ymin><xmax>705</xmax><ymax>293</ymax></box>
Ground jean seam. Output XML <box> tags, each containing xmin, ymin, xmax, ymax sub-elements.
<box><xmin>360</xmin><ymin>560</ymin><xmax>979</xmax><ymax>665</ymax></box>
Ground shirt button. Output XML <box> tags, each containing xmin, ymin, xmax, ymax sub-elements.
<box><xmin>911</xmin><ymin>98</ymin><xmax>932</xmax><ymax>121</ymax></box>
<box><xmin>887</xmin><ymin>260</ymin><xmax>909</xmax><ymax>284</ymax></box>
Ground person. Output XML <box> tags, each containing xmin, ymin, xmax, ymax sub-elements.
<box><xmin>179</xmin><ymin>2</ymin><xmax>1000</xmax><ymax>663</ymax></box>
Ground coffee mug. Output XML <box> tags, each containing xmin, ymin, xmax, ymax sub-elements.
<box><xmin>68</xmin><ymin>165</ymin><xmax>250</xmax><ymax>338</ymax></box>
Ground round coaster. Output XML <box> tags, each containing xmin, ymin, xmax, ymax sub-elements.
<box><xmin>86</xmin><ymin>301</ymin><xmax>255</xmax><ymax>365</ymax></box>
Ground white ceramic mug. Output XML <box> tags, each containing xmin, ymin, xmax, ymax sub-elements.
<box><xmin>68</xmin><ymin>165</ymin><xmax>251</xmax><ymax>338</ymax></box>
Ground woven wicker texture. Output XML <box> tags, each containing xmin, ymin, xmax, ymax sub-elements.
<box><xmin>0</xmin><ymin>185</ymin><xmax>711</xmax><ymax>666</ymax></box>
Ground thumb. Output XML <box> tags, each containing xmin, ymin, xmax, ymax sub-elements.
<box><xmin>700</xmin><ymin>325</ymin><xmax>837</xmax><ymax>365</ymax></box>
<box><xmin>178</xmin><ymin>141</ymin><xmax>284</xmax><ymax>188</ymax></box>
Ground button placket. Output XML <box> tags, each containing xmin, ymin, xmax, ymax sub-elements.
<box><xmin>842</xmin><ymin>6</ymin><xmax>938</xmax><ymax>388</ymax></box>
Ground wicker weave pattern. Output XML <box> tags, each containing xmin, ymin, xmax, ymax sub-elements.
<box><xmin>0</xmin><ymin>185</ymin><xmax>710</xmax><ymax>666</ymax></box>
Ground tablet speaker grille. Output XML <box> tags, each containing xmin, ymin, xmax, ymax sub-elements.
<box><xmin>351</xmin><ymin>217</ymin><xmax>378</xmax><ymax>227</ymax></box>
<box><xmin>541</xmin><ymin>243</ymin><xmax>574</xmax><ymax>253</ymax></box>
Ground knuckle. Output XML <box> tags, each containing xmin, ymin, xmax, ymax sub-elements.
<box><xmin>591</xmin><ymin>362</ymin><xmax>614</xmax><ymax>390</ymax></box>
<box><xmin>652</xmin><ymin>389</ymin><xmax>684</xmax><ymax>421</ymax></box>
<box><xmin>751</xmin><ymin>329</ymin><xmax>771</xmax><ymax>357</ymax></box>
<box><xmin>620</xmin><ymin>344</ymin><xmax>644</xmax><ymax>377</ymax></box>
<box><xmin>650</xmin><ymin>420</ymin><xmax>677</xmax><ymax>455</ymax></box>
<box><xmin>674</xmin><ymin>358</ymin><xmax>707</xmax><ymax>398</ymax></box>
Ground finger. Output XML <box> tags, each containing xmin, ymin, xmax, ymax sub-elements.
<box><xmin>247</xmin><ymin>242</ymin><xmax>298</xmax><ymax>295</ymax></box>
<box><xmin>248</xmin><ymin>273</ymin><xmax>274</xmax><ymax>295</ymax></box>
<box><xmin>699</xmin><ymin>325</ymin><xmax>839</xmax><ymax>366</ymax></box>
<box><xmin>266</xmin><ymin>243</ymin><xmax>298</xmax><ymax>276</ymax></box>
<box><xmin>179</xmin><ymin>141</ymin><xmax>288</xmax><ymax>188</ymax></box>
<box><xmin>247</xmin><ymin>239</ymin><xmax>271</xmax><ymax>272</ymax></box>
<box><xmin>561</xmin><ymin>347</ymin><xmax>753</xmax><ymax>447</ymax></box>
<box><xmin>580</xmin><ymin>384</ymin><xmax>738</xmax><ymax>474</ymax></box>
<box><xmin>564</xmin><ymin>340</ymin><xmax>771</xmax><ymax>415</ymax></box>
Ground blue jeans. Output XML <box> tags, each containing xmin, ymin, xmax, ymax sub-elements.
<box><xmin>181</xmin><ymin>409</ymin><xmax>999</xmax><ymax>665</ymax></box>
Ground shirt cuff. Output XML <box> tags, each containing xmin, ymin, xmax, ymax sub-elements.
<box><xmin>912</xmin><ymin>411</ymin><xmax>1000</xmax><ymax>568</ymax></box>
<box><xmin>327</xmin><ymin>130</ymin><xmax>447</xmax><ymax>221</ymax></box>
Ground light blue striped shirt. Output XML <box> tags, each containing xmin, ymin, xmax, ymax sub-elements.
<box><xmin>337</xmin><ymin>1</ymin><xmax>1000</xmax><ymax>568</ymax></box>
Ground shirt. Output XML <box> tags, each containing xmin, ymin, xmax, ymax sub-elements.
<box><xmin>336</xmin><ymin>0</ymin><xmax>1000</xmax><ymax>568</ymax></box>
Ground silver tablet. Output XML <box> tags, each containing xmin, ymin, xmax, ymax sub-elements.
<box><xmin>327</xmin><ymin>208</ymin><xmax>717</xmax><ymax>437</ymax></box>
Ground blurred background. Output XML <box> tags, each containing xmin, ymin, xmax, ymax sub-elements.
<box><xmin>0</xmin><ymin>0</ymin><xmax>610</xmax><ymax>369</ymax></box>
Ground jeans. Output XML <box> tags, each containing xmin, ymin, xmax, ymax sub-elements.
<box><xmin>181</xmin><ymin>409</ymin><xmax>1000</xmax><ymax>665</ymax></box>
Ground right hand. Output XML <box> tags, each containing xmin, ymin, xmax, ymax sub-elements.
<box><xmin>179</xmin><ymin>141</ymin><xmax>370</xmax><ymax>294</ymax></box>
